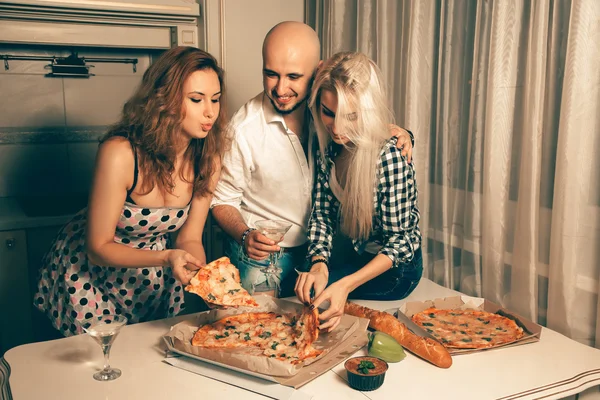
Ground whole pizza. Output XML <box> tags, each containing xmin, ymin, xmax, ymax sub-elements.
<box><xmin>411</xmin><ymin>307</ymin><xmax>525</xmax><ymax>349</ymax></box>
<box><xmin>191</xmin><ymin>307</ymin><xmax>323</xmax><ymax>364</ymax></box>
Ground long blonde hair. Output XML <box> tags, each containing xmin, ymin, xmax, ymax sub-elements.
<box><xmin>310</xmin><ymin>52</ymin><xmax>393</xmax><ymax>240</ymax></box>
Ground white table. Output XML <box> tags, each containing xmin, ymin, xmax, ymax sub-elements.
<box><xmin>6</xmin><ymin>279</ymin><xmax>600</xmax><ymax>400</ymax></box>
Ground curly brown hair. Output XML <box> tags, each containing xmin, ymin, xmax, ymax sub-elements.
<box><xmin>101</xmin><ymin>46</ymin><xmax>228</xmax><ymax>198</ymax></box>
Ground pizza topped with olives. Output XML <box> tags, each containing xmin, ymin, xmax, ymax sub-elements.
<box><xmin>185</xmin><ymin>256</ymin><xmax>259</xmax><ymax>308</ymax></box>
<box><xmin>411</xmin><ymin>307</ymin><xmax>524</xmax><ymax>349</ymax></box>
<box><xmin>191</xmin><ymin>308</ymin><xmax>323</xmax><ymax>364</ymax></box>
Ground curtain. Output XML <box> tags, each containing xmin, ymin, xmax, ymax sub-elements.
<box><xmin>309</xmin><ymin>0</ymin><xmax>600</xmax><ymax>353</ymax></box>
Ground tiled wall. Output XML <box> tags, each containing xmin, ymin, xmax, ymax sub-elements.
<box><xmin>0</xmin><ymin>45</ymin><xmax>154</xmax><ymax>198</ymax></box>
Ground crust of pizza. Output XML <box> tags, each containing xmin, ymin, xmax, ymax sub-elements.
<box><xmin>344</xmin><ymin>302</ymin><xmax>452</xmax><ymax>369</ymax></box>
<box><xmin>205</xmin><ymin>312</ymin><xmax>277</xmax><ymax>326</ymax></box>
<box><xmin>191</xmin><ymin>308</ymin><xmax>323</xmax><ymax>364</ymax></box>
<box><xmin>411</xmin><ymin>307</ymin><xmax>524</xmax><ymax>349</ymax></box>
<box><xmin>185</xmin><ymin>256</ymin><xmax>259</xmax><ymax>308</ymax></box>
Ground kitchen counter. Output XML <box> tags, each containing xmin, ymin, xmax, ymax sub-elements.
<box><xmin>0</xmin><ymin>197</ymin><xmax>78</xmax><ymax>231</ymax></box>
<box><xmin>5</xmin><ymin>279</ymin><xmax>600</xmax><ymax>400</ymax></box>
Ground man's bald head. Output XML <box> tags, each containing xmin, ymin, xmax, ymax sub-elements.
<box><xmin>262</xmin><ymin>21</ymin><xmax>321</xmax><ymax>67</ymax></box>
<box><xmin>262</xmin><ymin>22</ymin><xmax>322</xmax><ymax>115</ymax></box>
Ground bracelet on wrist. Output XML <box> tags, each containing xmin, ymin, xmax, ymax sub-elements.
<box><xmin>309</xmin><ymin>258</ymin><xmax>328</xmax><ymax>269</ymax></box>
<box><xmin>241</xmin><ymin>227</ymin><xmax>256</xmax><ymax>255</ymax></box>
<box><xmin>407</xmin><ymin>129</ymin><xmax>415</xmax><ymax>147</ymax></box>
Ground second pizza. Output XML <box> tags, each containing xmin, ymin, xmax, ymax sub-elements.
<box><xmin>411</xmin><ymin>307</ymin><xmax>524</xmax><ymax>349</ymax></box>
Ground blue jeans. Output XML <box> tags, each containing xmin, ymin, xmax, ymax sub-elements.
<box><xmin>327</xmin><ymin>238</ymin><xmax>423</xmax><ymax>301</ymax></box>
<box><xmin>224</xmin><ymin>237</ymin><xmax>308</xmax><ymax>298</ymax></box>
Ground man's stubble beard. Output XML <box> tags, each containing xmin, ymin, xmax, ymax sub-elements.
<box><xmin>268</xmin><ymin>93</ymin><xmax>309</xmax><ymax>116</ymax></box>
<box><xmin>268</xmin><ymin>74</ymin><xmax>316</xmax><ymax>116</ymax></box>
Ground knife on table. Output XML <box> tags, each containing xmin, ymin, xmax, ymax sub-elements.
<box><xmin>391</xmin><ymin>309</ymin><xmax>439</xmax><ymax>342</ymax></box>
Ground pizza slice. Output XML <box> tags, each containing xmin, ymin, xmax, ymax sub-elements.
<box><xmin>291</xmin><ymin>307</ymin><xmax>321</xmax><ymax>358</ymax></box>
<box><xmin>185</xmin><ymin>256</ymin><xmax>259</xmax><ymax>308</ymax></box>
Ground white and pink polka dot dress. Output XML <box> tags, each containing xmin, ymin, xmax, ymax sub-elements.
<box><xmin>34</xmin><ymin>201</ymin><xmax>190</xmax><ymax>337</ymax></box>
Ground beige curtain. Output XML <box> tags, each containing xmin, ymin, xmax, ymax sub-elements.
<box><xmin>309</xmin><ymin>0</ymin><xmax>600</xmax><ymax>352</ymax></box>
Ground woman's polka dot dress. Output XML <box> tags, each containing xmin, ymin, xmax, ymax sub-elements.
<box><xmin>34</xmin><ymin>201</ymin><xmax>190</xmax><ymax>337</ymax></box>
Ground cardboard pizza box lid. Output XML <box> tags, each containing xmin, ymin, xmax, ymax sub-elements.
<box><xmin>398</xmin><ymin>295</ymin><xmax>542</xmax><ymax>355</ymax></box>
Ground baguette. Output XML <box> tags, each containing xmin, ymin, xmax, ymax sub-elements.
<box><xmin>344</xmin><ymin>302</ymin><xmax>452</xmax><ymax>368</ymax></box>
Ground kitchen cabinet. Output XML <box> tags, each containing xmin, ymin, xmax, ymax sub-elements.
<box><xmin>0</xmin><ymin>225</ymin><xmax>63</xmax><ymax>355</ymax></box>
<box><xmin>0</xmin><ymin>230</ymin><xmax>33</xmax><ymax>355</ymax></box>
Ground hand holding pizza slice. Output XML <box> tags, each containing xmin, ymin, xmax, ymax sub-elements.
<box><xmin>185</xmin><ymin>256</ymin><xmax>259</xmax><ymax>308</ymax></box>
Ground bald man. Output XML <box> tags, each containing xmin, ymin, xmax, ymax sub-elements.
<box><xmin>210</xmin><ymin>22</ymin><xmax>413</xmax><ymax>298</ymax></box>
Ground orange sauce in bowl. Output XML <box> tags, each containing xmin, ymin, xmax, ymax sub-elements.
<box><xmin>345</xmin><ymin>356</ymin><xmax>388</xmax><ymax>376</ymax></box>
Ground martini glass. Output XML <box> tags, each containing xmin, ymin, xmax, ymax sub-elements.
<box><xmin>81</xmin><ymin>314</ymin><xmax>128</xmax><ymax>381</ymax></box>
<box><xmin>254</xmin><ymin>219</ymin><xmax>293</xmax><ymax>294</ymax></box>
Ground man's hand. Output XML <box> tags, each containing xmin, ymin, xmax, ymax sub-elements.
<box><xmin>389</xmin><ymin>125</ymin><xmax>414</xmax><ymax>163</ymax></box>
<box><xmin>244</xmin><ymin>230</ymin><xmax>280</xmax><ymax>260</ymax></box>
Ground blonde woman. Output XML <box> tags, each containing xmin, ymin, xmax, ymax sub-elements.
<box><xmin>295</xmin><ymin>52</ymin><xmax>422</xmax><ymax>331</ymax></box>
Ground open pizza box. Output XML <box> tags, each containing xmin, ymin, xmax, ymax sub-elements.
<box><xmin>396</xmin><ymin>295</ymin><xmax>542</xmax><ymax>355</ymax></box>
<box><xmin>163</xmin><ymin>295</ymin><xmax>370</xmax><ymax>389</ymax></box>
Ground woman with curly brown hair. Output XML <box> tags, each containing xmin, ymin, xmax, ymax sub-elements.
<box><xmin>34</xmin><ymin>46</ymin><xmax>229</xmax><ymax>336</ymax></box>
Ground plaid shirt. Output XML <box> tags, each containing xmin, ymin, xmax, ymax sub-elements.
<box><xmin>307</xmin><ymin>136</ymin><xmax>421</xmax><ymax>268</ymax></box>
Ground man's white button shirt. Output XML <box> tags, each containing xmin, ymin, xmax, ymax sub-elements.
<box><xmin>211</xmin><ymin>93</ymin><xmax>315</xmax><ymax>247</ymax></box>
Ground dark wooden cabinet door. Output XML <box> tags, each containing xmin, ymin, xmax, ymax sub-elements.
<box><xmin>0</xmin><ymin>230</ymin><xmax>33</xmax><ymax>355</ymax></box>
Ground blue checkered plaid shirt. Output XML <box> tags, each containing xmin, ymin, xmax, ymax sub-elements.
<box><xmin>307</xmin><ymin>136</ymin><xmax>421</xmax><ymax>268</ymax></box>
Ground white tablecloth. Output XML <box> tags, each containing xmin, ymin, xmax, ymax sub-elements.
<box><xmin>5</xmin><ymin>278</ymin><xmax>600</xmax><ymax>400</ymax></box>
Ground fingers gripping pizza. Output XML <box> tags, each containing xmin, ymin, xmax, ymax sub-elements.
<box><xmin>185</xmin><ymin>257</ymin><xmax>259</xmax><ymax>308</ymax></box>
<box><xmin>411</xmin><ymin>307</ymin><xmax>524</xmax><ymax>349</ymax></box>
<box><xmin>191</xmin><ymin>307</ymin><xmax>323</xmax><ymax>364</ymax></box>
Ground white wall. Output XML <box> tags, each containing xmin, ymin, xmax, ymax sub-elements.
<box><xmin>201</xmin><ymin>0</ymin><xmax>306</xmax><ymax>114</ymax></box>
